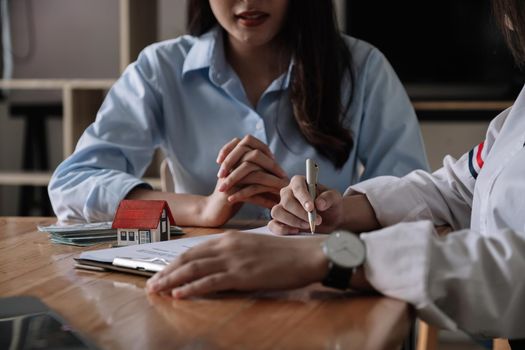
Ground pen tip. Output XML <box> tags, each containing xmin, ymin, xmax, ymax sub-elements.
<box><xmin>309</xmin><ymin>223</ymin><xmax>315</xmax><ymax>234</ymax></box>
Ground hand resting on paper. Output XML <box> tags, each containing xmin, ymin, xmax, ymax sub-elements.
<box><xmin>146</xmin><ymin>231</ymin><xmax>329</xmax><ymax>298</ymax></box>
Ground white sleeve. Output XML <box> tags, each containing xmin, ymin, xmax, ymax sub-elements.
<box><xmin>346</xmin><ymin>108</ymin><xmax>525</xmax><ymax>337</ymax></box>
<box><xmin>347</xmin><ymin>108</ymin><xmax>509</xmax><ymax>231</ymax></box>
<box><xmin>361</xmin><ymin>221</ymin><xmax>525</xmax><ymax>338</ymax></box>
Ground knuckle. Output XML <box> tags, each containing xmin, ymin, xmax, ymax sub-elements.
<box><xmin>281</xmin><ymin>191</ymin><xmax>295</xmax><ymax>206</ymax></box>
<box><xmin>221</xmin><ymin>178</ymin><xmax>231</xmax><ymax>188</ymax></box>
<box><xmin>239</xmin><ymin>161</ymin><xmax>253</xmax><ymax>172</ymax></box>
<box><xmin>270</xmin><ymin>205</ymin><xmax>281</xmax><ymax>219</ymax></box>
<box><xmin>186</xmin><ymin>261</ymin><xmax>201</xmax><ymax>276</ymax></box>
<box><xmin>244</xmin><ymin>149</ymin><xmax>259</xmax><ymax>163</ymax></box>
<box><xmin>222</xmin><ymin>231</ymin><xmax>240</xmax><ymax>249</ymax></box>
<box><xmin>179</xmin><ymin>251</ymin><xmax>190</xmax><ymax>264</ymax></box>
<box><xmin>290</xmin><ymin>175</ymin><xmax>305</xmax><ymax>189</ymax></box>
<box><xmin>221</xmin><ymin>159</ymin><xmax>232</xmax><ymax>169</ymax></box>
<box><xmin>252</xmin><ymin>149</ymin><xmax>263</xmax><ymax>158</ymax></box>
<box><xmin>269</xmin><ymin>221</ymin><xmax>286</xmax><ymax>235</ymax></box>
<box><xmin>207</xmin><ymin>274</ymin><xmax>223</xmax><ymax>286</ymax></box>
<box><xmin>246</xmin><ymin>172</ymin><xmax>263</xmax><ymax>183</ymax></box>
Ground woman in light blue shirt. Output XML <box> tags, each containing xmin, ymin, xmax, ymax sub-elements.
<box><xmin>49</xmin><ymin>0</ymin><xmax>428</xmax><ymax>225</ymax></box>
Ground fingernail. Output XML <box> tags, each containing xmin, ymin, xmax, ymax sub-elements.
<box><xmin>218</xmin><ymin>183</ymin><xmax>226</xmax><ymax>192</ymax></box>
<box><xmin>172</xmin><ymin>289</ymin><xmax>183</xmax><ymax>299</ymax></box>
<box><xmin>317</xmin><ymin>198</ymin><xmax>326</xmax><ymax>210</ymax></box>
<box><xmin>304</xmin><ymin>201</ymin><xmax>313</xmax><ymax>211</ymax></box>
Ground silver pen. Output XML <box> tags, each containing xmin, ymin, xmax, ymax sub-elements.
<box><xmin>306</xmin><ymin>159</ymin><xmax>319</xmax><ymax>234</ymax></box>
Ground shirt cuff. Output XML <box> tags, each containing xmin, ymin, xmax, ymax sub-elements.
<box><xmin>83</xmin><ymin>175</ymin><xmax>151</xmax><ymax>222</ymax></box>
<box><xmin>361</xmin><ymin>220</ymin><xmax>458</xmax><ymax>330</ymax></box>
<box><xmin>345</xmin><ymin>175</ymin><xmax>432</xmax><ymax>227</ymax></box>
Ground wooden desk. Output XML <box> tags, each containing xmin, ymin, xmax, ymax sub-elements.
<box><xmin>0</xmin><ymin>217</ymin><xmax>413</xmax><ymax>350</ymax></box>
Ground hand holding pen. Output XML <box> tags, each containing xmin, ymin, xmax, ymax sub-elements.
<box><xmin>306</xmin><ymin>159</ymin><xmax>319</xmax><ymax>234</ymax></box>
<box><xmin>269</xmin><ymin>173</ymin><xmax>345</xmax><ymax>235</ymax></box>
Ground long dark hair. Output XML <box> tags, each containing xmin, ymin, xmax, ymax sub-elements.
<box><xmin>492</xmin><ymin>0</ymin><xmax>525</xmax><ymax>66</ymax></box>
<box><xmin>187</xmin><ymin>0</ymin><xmax>354</xmax><ymax>168</ymax></box>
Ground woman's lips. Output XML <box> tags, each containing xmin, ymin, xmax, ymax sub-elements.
<box><xmin>235</xmin><ymin>11</ymin><xmax>269</xmax><ymax>27</ymax></box>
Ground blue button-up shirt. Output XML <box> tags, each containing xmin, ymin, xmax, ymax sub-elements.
<box><xmin>49</xmin><ymin>27</ymin><xmax>428</xmax><ymax>222</ymax></box>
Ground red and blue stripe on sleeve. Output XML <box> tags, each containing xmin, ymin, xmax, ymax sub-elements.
<box><xmin>468</xmin><ymin>141</ymin><xmax>485</xmax><ymax>179</ymax></box>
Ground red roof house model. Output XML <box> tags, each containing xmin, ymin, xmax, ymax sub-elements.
<box><xmin>113</xmin><ymin>200</ymin><xmax>176</xmax><ymax>246</ymax></box>
<box><xmin>112</xmin><ymin>200</ymin><xmax>175</xmax><ymax>230</ymax></box>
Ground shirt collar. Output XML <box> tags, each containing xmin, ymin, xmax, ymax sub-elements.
<box><xmin>182</xmin><ymin>26</ymin><xmax>294</xmax><ymax>91</ymax></box>
<box><xmin>270</xmin><ymin>56</ymin><xmax>295</xmax><ymax>92</ymax></box>
<box><xmin>182</xmin><ymin>26</ymin><xmax>227</xmax><ymax>78</ymax></box>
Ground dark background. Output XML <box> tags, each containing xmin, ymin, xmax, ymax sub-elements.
<box><xmin>346</xmin><ymin>0</ymin><xmax>525</xmax><ymax>100</ymax></box>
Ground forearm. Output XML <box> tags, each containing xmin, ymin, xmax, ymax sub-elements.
<box><xmin>126</xmin><ymin>187</ymin><xmax>210</xmax><ymax>227</ymax></box>
<box><xmin>339</xmin><ymin>194</ymin><xmax>381</xmax><ymax>233</ymax></box>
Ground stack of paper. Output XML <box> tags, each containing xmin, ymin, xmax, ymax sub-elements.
<box><xmin>74</xmin><ymin>225</ymin><xmax>315</xmax><ymax>276</ymax></box>
<box><xmin>38</xmin><ymin>222</ymin><xmax>184</xmax><ymax>247</ymax></box>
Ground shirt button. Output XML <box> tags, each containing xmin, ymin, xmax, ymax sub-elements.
<box><xmin>256</xmin><ymin>121</ymin><xmax>264</xmax><ymax>130</ymax></box>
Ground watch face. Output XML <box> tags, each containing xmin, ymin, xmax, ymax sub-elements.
<box><xmin>324</xmin><ymin>231</ymin><xmax>365</xmax><ymax>268</ymax></box>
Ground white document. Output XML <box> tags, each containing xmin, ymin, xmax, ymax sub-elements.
<box><xmin>77</xmin><ymin>225</ymin><xmax>316</xmax><ymax>268</ymax></box>
<box><xmin>242</xmin><ymin>225</ymin><xmax>320</xmax><ymax>235</ymax></box>
<box><xmin>78</xmin><ymin>234</ymin><xmax>218</xmax><ymax>264</ymax></box>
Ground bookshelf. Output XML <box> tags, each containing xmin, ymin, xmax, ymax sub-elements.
<box><xmin>0</xmin><ymin>0</ymin><xmax>160</xmax><ymax>189</ymax></box>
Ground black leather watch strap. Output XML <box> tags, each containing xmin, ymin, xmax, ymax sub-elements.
<box><xmin>321</xmin><ymin>261</ymin><xmax>354</xmax><ymax>290</ymax></box>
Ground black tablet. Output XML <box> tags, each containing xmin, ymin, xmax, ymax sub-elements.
<box><xmin>0</xmin><ymin>296</ymin><xmax>99</xmax><ymax>350</ymax></box>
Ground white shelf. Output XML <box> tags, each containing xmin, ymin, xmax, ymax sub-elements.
<box><xmin>0</xmin><ymin>79</ymin><xmax>115</xmax><ymax>90</ymax></box>
<box><xmin>0</xmin><ymin>172</ymin><xmax>52</xmax><ymax>186</ymax></box>
<box><xmin>412</xmin><ymin>100</ymin><xmax>513</xmax><ymax>111</ymax></box>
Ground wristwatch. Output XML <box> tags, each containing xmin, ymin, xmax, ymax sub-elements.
<box><xmin>321</xmin><ymin>230</ymin><xmax>366</xmax><ymax>290</ymax></box>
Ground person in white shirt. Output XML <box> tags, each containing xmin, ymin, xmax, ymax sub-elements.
<box><xmin>48</xmin><ymin>0</ymin><xmax>428</xmax><ymax>226</ymax></box>
<box><xmin>147</xmin><ymin>0</ymin><xmax>525</xmax><ymax>344</ymax></box>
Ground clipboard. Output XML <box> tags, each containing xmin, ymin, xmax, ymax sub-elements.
<box><xmin>73</xmin><ymin>257</ymin><xmax>167</xmax><ymax>277</ymax></box>
<box><xmin>112</xmin><ymin>257</ymin><xmax>168</xmax><ymax>272</ymax></box>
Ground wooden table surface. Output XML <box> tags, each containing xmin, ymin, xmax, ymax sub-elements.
<box><xmin>0</xmin><ymin>217</ymin><xmax>413</xmax><ymax>350</ymax></box>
